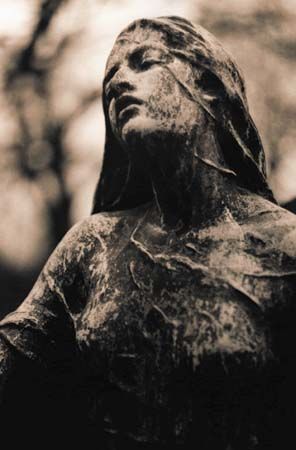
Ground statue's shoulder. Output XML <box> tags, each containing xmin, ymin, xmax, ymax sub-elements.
<box><xmin>74</xmin><ymin>211</ymin><xmax>125</xmax><ymax>238</ymax></box>
<box><xmin>43</xmin><ymin>211</ymin><xmax>134</xmax><ymax>273</ymax></box>
<box><xmin>66</xmin><ymin>205</ymin><xmax>147</xmax><ymax>247</ymax></box>
<box><xmin>243</xmin><ymin>197</ymin><xmax>296</xmax><ymax>259</ymax></box>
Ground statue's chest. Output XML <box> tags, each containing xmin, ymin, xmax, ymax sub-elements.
<box><xmin>77</xmin><ymin>230</ymin><xmax>272</xmax><ymax>371</ymax></box>
<box><xmin>76</xmin><ymin>230</ymin><xmax>274</xmax><ymax>443</ymax></box>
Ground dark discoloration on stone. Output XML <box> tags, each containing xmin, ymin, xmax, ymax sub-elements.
<box><xmin>0</xmin><ymin>16</ymin><xmax>296</xmax><ymax>449</ymax></box>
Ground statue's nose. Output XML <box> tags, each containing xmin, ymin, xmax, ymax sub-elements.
<box><xmin>106</xmin><ymin>67</ymin><xmax>136</xmax><ymax>103</ymax></box>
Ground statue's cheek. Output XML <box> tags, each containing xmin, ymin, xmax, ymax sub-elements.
<box><xmin>144</xmin><ymin>78</ymin><xmax>188</xmax><ymax>126</ymax></box>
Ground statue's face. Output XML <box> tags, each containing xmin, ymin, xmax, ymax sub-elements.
<box><xmin>104</xmin><ymin>28</ymin><xmax>206</xmax><ymax>157</ymax></box>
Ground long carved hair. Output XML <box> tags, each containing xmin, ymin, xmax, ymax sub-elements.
<box><xmin>92</xmin><ymin>16</ymin><xmax>275</xmax><ymax>214</ymax></box>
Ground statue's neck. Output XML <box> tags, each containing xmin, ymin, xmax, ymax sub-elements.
<box><xmin>150</xmin><ymin>163</ymin><xmax>242</xmax><ymax>231</ymax></box>
<box><xmin>191</xmin><ymin>162</ymin><xmax>242</xmax><ymax>228</ymax></box>
<box><xmin>147</xmin><ymin>130</ymin><xmax>245</xmax><ymax>231</ymax></box>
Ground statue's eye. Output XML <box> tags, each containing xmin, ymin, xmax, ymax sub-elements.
<box><xmin>140</xmin><ymin>58</ymin><xmax>161</xmax><ymax>70</ymax></box>
<box><xmin>130</xmin><ymin>47</ymin><xmax>167</xmax><ymax>72</ymax></box>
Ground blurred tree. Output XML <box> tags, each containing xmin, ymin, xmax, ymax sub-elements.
<box><xmin>0</xmin><ymin>0</ymin><xmax>101</xmax><ymax>318</ymax></box>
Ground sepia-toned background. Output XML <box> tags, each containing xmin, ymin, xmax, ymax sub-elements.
<box><xmin>1</xmin><ymin>0</ymin><xmax>296</xmax><ymax>318</ymax></box>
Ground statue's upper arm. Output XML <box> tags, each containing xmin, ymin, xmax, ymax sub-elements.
<box><xmin>0</xmin><ymin>215</ymin><xmax>105</xmax><ymax>369</ymax></box>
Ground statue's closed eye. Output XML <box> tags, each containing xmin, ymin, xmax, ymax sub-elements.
<box><xmin>130</xmin><ymin>47</ymin><xmax>171</xmax><ymax>71</ymax></box>
<box><xmin>104</xmin><ymin>47</ymin><xmax>171</xmax><ymax>89</ymax></box>
<box><xmin>140</xmin><ymin>58</ymin><xmax>162</xmax><ymax>70</ymax></box>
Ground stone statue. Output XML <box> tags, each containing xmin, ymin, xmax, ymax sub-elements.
<box><xmin>0</xmin><ymin>16</ymin><xmax>296</xmax><ymax>448</ymax></box>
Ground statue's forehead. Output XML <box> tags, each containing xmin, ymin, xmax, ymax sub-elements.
<box><xmin>106</xmin><ymin>27</ymin><xmax>166</xmax><ymax>67</ymax></box>
<box><xmin>118</xmin><ymin>25</ymin><xmax>165</xmax><ymax>47</ymax></box>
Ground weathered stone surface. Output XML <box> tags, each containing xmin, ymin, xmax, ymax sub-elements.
<box><xmin>0</xmin><ymin>16</ymin><xmax>296</xmax><ymax>449</ymax></box>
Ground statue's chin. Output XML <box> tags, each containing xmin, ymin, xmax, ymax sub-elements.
<box><xmin>120</xmin><ymin>115</ymin><xmax>159</xmax><ymax>150</ymax></box>
<box><xmin>119</xmin><ymin>113</ymin><xmax>186</xmax><ymax>166</ymax></box>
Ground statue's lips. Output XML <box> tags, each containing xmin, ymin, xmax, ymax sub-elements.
<box><xmin>115</xmin><ymin>95</ymin><xmax>143</xmax><ymax>120</ymax></box>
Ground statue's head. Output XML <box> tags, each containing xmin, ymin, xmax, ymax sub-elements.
<box><xmin>92</xmin><ymin>16</ymin><xmax>275</xmax><ymax>214</ymax></box>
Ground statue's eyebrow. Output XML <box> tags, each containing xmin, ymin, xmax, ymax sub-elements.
<box><xmin>130</xmin><ymin>44</ymin><xmax>168</xmax><ymax>58</ymax></box>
